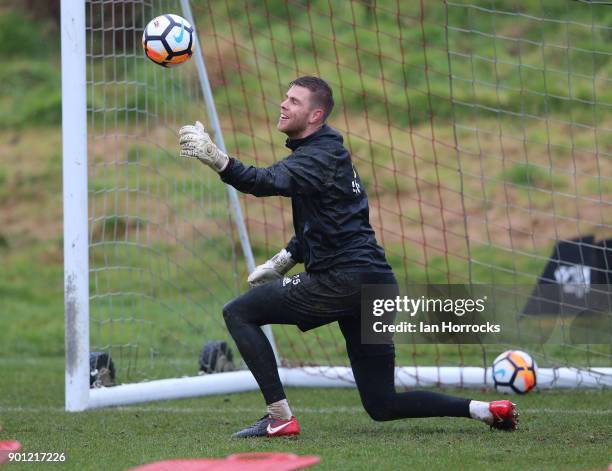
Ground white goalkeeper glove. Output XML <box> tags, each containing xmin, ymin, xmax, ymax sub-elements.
<box><xmin>247</xmin><ymin>248</ymin><xmax>296</xmax><ymax>287</ymax></box>
<box><xmin>179</xmin><ymin>121</ymin><xmax>229</xmax><ymax>172</ymax></box>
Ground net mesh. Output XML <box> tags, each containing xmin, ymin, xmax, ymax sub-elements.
<box><xmin>87</xmin><ymin>0</ymin><xmax>239</xmax><ymax>381</ymax></box>
<box><xmin>86</xmin><ymin>0</ymin><xmax>612</xmax><ymax>386</ymax></box>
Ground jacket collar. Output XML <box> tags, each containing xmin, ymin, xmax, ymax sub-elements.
<box><xmin>285</xmin><ymin>124</ymin><xmax>329</xmax><ymax>151</ymax></box>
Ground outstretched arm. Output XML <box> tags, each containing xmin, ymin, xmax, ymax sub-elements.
<box><xmin>178</xmin><ymin>121</ymin><xmax>331</xmax><ymax>197</ymax></box>
<box><xmin>218</xmin><ymin>153</ymin><xmax>329</xmax><ymax>198</ymax></box>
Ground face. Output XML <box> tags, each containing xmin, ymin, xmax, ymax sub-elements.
<box><xmin>277</xmin><ymin>85</ymin><xmax>323</xmax><ymax>138</ymax></box>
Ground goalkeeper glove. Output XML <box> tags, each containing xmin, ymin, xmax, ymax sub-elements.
<box><xmin>247</xmin><ymin>248</ymin><xmax>296</xmax><ymax>287</ymax></box>
<box><xmin>179</xmin><ymin>121</ymin><xmax>229</xmax><ymax>172</ymax></box>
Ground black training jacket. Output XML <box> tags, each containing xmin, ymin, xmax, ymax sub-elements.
<box><xmin>219</xmin><ymin>124</ymin><xmax>392</xmax><ymax>273</ymax></box>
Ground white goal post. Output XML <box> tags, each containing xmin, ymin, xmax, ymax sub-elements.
<box><xmin>63</xmin><ymin>0</ymin><xmax>612</xmax><ymax>411</ymax></box>
<box><xmin>62</xmin><ymin>0</ymin><xmax>91</xmax><ymax>412</ymax></box>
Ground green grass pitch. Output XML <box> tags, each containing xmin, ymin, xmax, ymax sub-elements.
<box><xmin>1</xmin><ymin>3</ymin><xmax>612</xmax><ymax>470</ymax></box>
<box><xmin>1</xmin><ymin>358</ymin><xmax>611</xmax><ymax>471</ymax></box>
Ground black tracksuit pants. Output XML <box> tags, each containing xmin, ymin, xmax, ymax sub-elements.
<box><xmin>222</xmin><ymin>270</ymin><xmax>470</xmax><ymax>421</ymax></box>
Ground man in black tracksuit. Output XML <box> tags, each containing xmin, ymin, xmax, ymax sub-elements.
<box><xmin>178</xmin><ymin>76</ymin><xmax>518</xmax><ymax>437</ymax></box>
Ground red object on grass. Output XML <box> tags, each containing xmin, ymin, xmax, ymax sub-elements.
<box><xmin>0</xmin><ymin>441</ymin><xmax>22</xmax><ymax>465</ymax></box>
<box><xmin>130</xmin><ymin>452</ymin><xmax>320</xmax><ymax>471</ymax></box>
<box><xmin>489</xmin><ymin>400</ymin><xmax>519</xmax><ymax>431</ymax></box>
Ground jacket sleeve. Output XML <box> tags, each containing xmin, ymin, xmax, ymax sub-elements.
<box><xmin>285</xmin><ymin>235</ymin><xmax>304</xmax><ymax>263</ymax></box>
<box><xmin>218</xmin><ymin>150</ymin><xmax>332</xmax><ymax>197</ymax></box>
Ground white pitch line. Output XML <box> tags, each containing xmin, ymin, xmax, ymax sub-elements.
<box><xmin>523</xmin><ymin>408</ymin><xmax>612</xmax><ymax>416</ymax></box>
<box><xmin>1</xmin><ymin>406</ymin><xmax>612</xmax><ymax>415</ymax></box>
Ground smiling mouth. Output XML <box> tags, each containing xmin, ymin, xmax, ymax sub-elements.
<box><xmin>280</xmin><ymin>114</ymin><xmax>289</xmax><ymax>120</ymax></box>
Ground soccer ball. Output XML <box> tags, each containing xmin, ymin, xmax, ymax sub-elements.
<box><xmin>142</xmin><ymin>14</ymin><xmax>195</xmax><ymax>67</ymax></box>
<box><xmin>492</xmin><ymin>350</ymin><xmax>537</xmax><ymax>394</ymax></box>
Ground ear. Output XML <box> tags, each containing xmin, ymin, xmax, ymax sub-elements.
<box><xmin>309</xmin><ymin>108</ymin><xmax>325</xmax><ymax>125</ymax></box>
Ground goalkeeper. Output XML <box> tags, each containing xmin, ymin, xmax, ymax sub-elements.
<box><xmin>179</xmin><ymin>76</ymin><xmax>518</xmax><ymax>437</ymax></box>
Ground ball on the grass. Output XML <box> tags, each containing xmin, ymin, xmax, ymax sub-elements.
<box><xmin>492</xmin><ymin>349</ymin><xmax>537</xmax><ymax>394</ymax></box>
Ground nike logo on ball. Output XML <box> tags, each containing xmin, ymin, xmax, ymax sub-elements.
<box><xmin>174</xmin><ymin>22</ymin><xmax>185</xmax><ymax>43</ymax></box>
<box><xmin>267</xmin><ymin>421</ymin><xmax>292</xmax><ymax>434</ymax></box>
<box><xmin>495</xmin><ymin>368</ymin><xmax>506</xmax><ymax>377</ymax></box>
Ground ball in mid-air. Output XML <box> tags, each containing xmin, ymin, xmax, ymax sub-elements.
<box><xmin>492</xmin><ymin>349</ymin><xmax>537</xmax><ymax>394</ymax></box>
<box><xmin>142</xmin><ymin>14</ymin><xmax>194</xmax><ymax>67</ymax></box>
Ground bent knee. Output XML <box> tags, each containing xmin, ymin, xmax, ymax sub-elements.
<box><xmin>362</xmin><ymin>400</ymin><xmax>395</xmax><ymax>422</ymax></box>
<box><xmin>222</xmin><ymin>299</ymin><xmax>243</xmax><ymax>327</ymax></box>
<box><xmin>222</xmin><ymin>295</ymin><xmax>259</xmax><ymax>329</ymax></box>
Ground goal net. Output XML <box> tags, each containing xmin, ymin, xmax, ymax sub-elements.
<box><xmin>63</xmin><ymin>0</ymin><xmax>612</xmax><ymax>410</ymax></box>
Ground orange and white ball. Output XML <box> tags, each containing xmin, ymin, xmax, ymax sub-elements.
<box><xmin>492</xmin><ymin>350</ymin><xmax>537</xmax><ymax>394</ymax></box>
<box><xmin>142</xmin><ymin>14</ymin><xmax>194</xmax><ymax>67</ymax></box>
